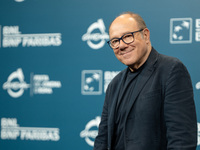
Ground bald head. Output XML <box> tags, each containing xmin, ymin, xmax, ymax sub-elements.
<box><xmin>109</xmin><ymin>12</ymin><xmax>147</xmax><ymax>32</ymax></box>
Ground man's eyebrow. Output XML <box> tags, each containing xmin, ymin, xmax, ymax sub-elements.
<box><xmin>110</xmin><ymin>31</ymin><xmax>134</xmax><ymax>40</ymax></box>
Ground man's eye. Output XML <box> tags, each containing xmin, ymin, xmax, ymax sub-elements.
<box><xmin>123</xmin><ymin>34</ymin><xmax>132</xmax><ymax>39</ymax></box>
<box><xmin>111</xmin><ymin>40</ymin><xmax>119</xmax><ymax>44</ymax></box>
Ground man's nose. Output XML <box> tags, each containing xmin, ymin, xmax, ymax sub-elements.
<box><xmin>119</xmin><ymin>39</ymin><xmax>128</xmax><ymax>50</ymax></box>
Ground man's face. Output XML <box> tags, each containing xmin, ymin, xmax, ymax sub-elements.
<box><xmin>109</xmin><ymin>14</ymin><xmax>151</xmax><ymax>71</ymax></box>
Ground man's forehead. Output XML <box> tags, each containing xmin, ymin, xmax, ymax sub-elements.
<box><xmin>114</xmin><ymin>14</ymin><xmax>135</xmax><ymax>23</ymax></box>
<box><xmin>108</xmin><ymin>14</ymin><xmax>140</xmax><ymax>39</ymax></box>
<box><xmin>110</xmin><ymin>16</ymin><xmax>137</xmax><ymax>31</ymax></box>
<box><xmin>110</xmin><ymin>15</ymin><xmax>137</xmax><ymax>29</ymax></box>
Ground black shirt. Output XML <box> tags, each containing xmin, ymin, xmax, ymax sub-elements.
<box><xmin>113</xmin><ymin>68</ymin><xmax>142</xmax><ymax>150</ymax></box>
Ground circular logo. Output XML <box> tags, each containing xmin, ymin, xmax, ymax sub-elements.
<box><xmin>196</xmin><ymin>82</ymin><xmax>200</xmax><ymax>90</ymax></box>
<box><xmin>80</xmin><ymin>116</ymin><xmax>101</xmax><ymax>146</ymax></box>
<box><xmin>3</xmin><ymin>68</ymin><xmax>29</xmax><ymax>98</ymax></box>
<box><xmin>82</xmin><ymin>19</ymin><xmax>109</xmax><ymax>50</ymax></box>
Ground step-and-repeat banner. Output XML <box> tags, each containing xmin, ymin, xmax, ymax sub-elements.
<box><xmin>0</xmin><ymin>0</ymin><xmax>200</xmax><ymax>149</ymax></box>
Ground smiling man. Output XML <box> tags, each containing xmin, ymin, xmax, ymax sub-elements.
<box><xmin>93</xmin><ymin>12</ymin><xmax>197</xmax><ymax>150</ymax></box>
<box><xmin>108</xmin><ymin>13</ymin><xmax>151</xmax><ymax>72</ymax></box>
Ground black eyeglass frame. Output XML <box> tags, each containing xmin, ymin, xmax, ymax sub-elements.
<box><xmin>107</xmin><ymin>29</ymin><xmax>144</xmax><ymax>49</ymax></box>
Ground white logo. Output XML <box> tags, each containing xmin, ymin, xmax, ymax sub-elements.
<box><xmin>31</xmin><ymin>74</ymin><xmax>62</xmax><ymax>96</ymax></box>
<box><xmin>196</xmin><ymin>81</ymin><xmax>200</xmax><ymax>90</ymax></box>
<box><xmin>15</xmin><ymin>0</ymin><xmax>25</xmax><ymax>2</ymax></box>
<box><xmin>198</xmin><ymin>122</ymin><xmax>200</xmax><ymax>146</ymax></box>
<box><xmin>3</xmin><ymin>68</ymin><xmax>30</xmax><ymax>98</ymax></box>
<box><xmin>3</xmin><ymin>68</ymin><xmax>62</xmax><ymax>98</ymax></box>
<box><xmin>1</xmin><ymin>118</ymin><xmax>60</xmax><ymax>141</ymax></box>
<box><xmin>104</xmin><ymin>71</ymin><xmax>120</xmax><ymax>93</ymax></box>
<box><xmin>82</xmin><ymin>19</ymin><xmax>109</xmax><ymax>49</ymax></box>
<box><xmin>2</xmin><ymin>26</ymin><xmax>62</xmax><ymax>48</ymax></box>
<box><xmin>81</xmin><ymin>70</ymin><xmax>119</xmax><ymax>95</ymax></box>
<box><xmin>80</xmin><ymin>116</ymin><xmax>101</xmax><ymax>147</ymax></box>
<box><xmin>170</xmin><ymin>18</ymin><xmax>192</xmax><ymax>44</ymax></box>
<box><xmin>81</xmin><ymin>70</ymin><xmax>102</xmax><ymax>95</ymax></box>
<box><xmin>196</xmin><ymin>19</ymin><xmax>200</xmax><ymax>42</ymax></box>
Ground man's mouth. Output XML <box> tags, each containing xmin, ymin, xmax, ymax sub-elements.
<box><xmin>119</xmin><ymin>49</ymin><xmax>133</xmax><ymax>55</ymax></box>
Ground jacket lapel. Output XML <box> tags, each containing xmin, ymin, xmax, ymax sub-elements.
<box><xmin>107</xmin><ymin>68</ymin><xmax>128</xmax><ymax>148</ymax></box>
<box><xmin>124</xmin><ymin>48</ymin><xmax>159</xmax><ymax>121</ymax></box>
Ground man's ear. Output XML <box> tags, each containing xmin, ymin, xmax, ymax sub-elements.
<box><xmin>143</xmin><ymin>28</ymin><xmax>150</xmax><ymax>43</ymax></box>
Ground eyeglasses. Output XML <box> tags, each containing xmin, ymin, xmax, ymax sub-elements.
<box><xmin>107</xmin><ymin>29</ymin><xmax>144</xmax><ymax>49</ymax></box>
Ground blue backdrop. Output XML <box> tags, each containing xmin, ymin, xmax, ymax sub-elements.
<box><xmin>0</xmin><ymin>0</ymin><xmax>199</xmax><ymax>149</ymax></box>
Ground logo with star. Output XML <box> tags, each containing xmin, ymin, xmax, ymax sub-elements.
<box><xmin>170</xmin><ymin>18</ymin><xmax>192</xmax><ymax>44</ymax></box>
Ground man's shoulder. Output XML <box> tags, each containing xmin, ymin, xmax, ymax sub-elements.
<box><xmin>152</xmin><ymin>48</ymin><xmax>181</xmax><ymax>64</ymax></box>
<box><xmin>155</xmin><ymin>50</ymin><xmax>189</xmax><ymax>79</ymax></box>
<box><xmin>158</xmin><ymin>52</ymin><xmax>184</xmax><ymax>68</ymax></box>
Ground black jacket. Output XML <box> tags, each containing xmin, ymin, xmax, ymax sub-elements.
<box><xmin>94</xmin><ymin>48</ymin><xmax>197</xmax><ymax>150</ymax></box>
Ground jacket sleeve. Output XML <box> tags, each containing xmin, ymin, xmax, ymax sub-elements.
<box><xmin>93</xmin><ymin>86</ymin><xmax>110</xmax><ymax>150</ymax></box>
<box><xmin>164</xmin><ymin>60</ymin><xmax>197</xmax><ymax>150</ymax></box>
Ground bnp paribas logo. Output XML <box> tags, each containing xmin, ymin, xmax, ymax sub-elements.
<box><xmin>170</xmin><ymin>18</ymin><xmax>192</xmax><ymax>44</ymax></box>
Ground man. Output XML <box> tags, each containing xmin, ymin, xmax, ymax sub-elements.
<box><xmin>93</xmin><ymin>12</ymin><xmax>197</xmax><ymax>150</ymax></box>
